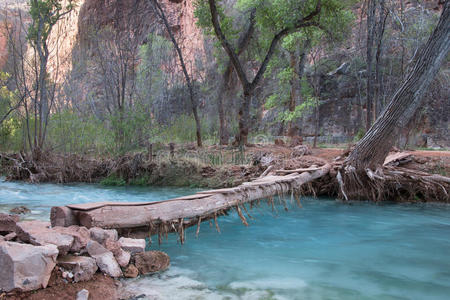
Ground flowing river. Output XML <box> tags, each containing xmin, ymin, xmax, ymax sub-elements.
<box><xmin>1</xmin><ymin>178</ymin><xmax>449</xmax><ymax>300</ymax></box>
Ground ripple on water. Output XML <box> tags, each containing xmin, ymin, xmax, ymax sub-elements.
<box><xmin>1</xmin><ymin>179</ymin><xmax>449</xmax><ymax>300</ymax></box>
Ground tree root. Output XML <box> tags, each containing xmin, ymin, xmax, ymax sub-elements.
<box><xmin>338</xmin><ymin>164</ymin><xmax>449</xmax><ymax>202</ymax></box>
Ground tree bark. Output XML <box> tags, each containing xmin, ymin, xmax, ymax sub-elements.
<box><xmin>365</xmin><ymin>0</ymin><xmax>377</xmax><ymax>130</ymax></box>
<box><xmin>340</xmin><ymin>1</ymin><xmax>450</xmax><ymax>200</ymax></box>
<box><xmin>374</xmin><ymin>0</ymin><xmax>388</xmax><ymax>119</ymax></box>
<box><xmin>217</xmin><ymin>10</ymin><xmax>256</xmax><ymax>145</ymax></box>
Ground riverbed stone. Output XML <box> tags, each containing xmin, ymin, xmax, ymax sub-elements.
<box><xmin>123</xmin><ymin>264</ymin><xmax>139</xmax><ymax>278</ymax></box>
<box><xmin>87</xmin><ymin>240</ymin><xmax>122</xmax><ymax>277</ymax></box>
<box><xmin>53</xmin><ymin>226</ymin><xmax>90</xmax><ymax>253</ymax></box>
<box><xmin>134</xmin><ymin>251</ymin><xmax>170</xmax><ymax>275</ymax></box>
<box><xmin>76</xmin><ymin>289</ymin><xmax>89</xmax><ymax>300</ymax></box>
<box><xmin>9</xmin><ymin>206</ymin><xmax>30</xmax><ymax>215</ymax></box>
<box><xmin>15</xmin><ymin>221</ymin><xmax>74</xmax><ymax>255</ymax></box>
<box><xmin>0</xmin><ymin>241</ymin><xmax>58</xmax><ymax>292</ymax></box>
<box><xmin>105</xmin><ymin>238</ymin><xmax>130</xmax><ymax>267</ymax></box>
<box><xmin>0</xmin><ymin>213</ymin><xmax>20</xmax><ymax>233</ymax></box>
<box><xmin>89</xmin><ymin>227</ymin><xmax>118</xmax><ymax>245</ymax></box>
<box><xmin>57</xmin><ymin>255</ymin><xmax>98</xmax><ymax>282</ymax></box>
<box><xmin>118</xmin><ymin>237</ymin><xmax>146</xmax><ymax>255</ymax></box>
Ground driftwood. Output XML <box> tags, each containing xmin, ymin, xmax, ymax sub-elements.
<box><xmin>52</xmin><ymin>164</ymin><xmax>331</xmax><ymax>241</ymax></box>
<box><xmin>275</xmin><ymin>165</ymin><xmax>320</xmax><ymax>175</ymax></box>
<box><xmin>383</xmin><ymin>152</ymin><xmax>412</xmax><ymax>166</ymax></box>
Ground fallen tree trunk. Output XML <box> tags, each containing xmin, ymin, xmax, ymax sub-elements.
<box><xmin>53</xmin><ymin>164</ymin><xmax>331</xmax><ymax>241</ymax></box>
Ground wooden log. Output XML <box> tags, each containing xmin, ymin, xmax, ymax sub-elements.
<box><xmin>75</xmin><ymin>164</ymin><xmax>331</xmax><ymax>230</ymax></box>
<box><xmin>50</xmin><ymin>206</ymin><xmax>78</xmax><ymax>227</ymax></box>
<box><xmin>275</xmin><ymin>166</ymin><xmax>321</xmax><ymax>175</ymax></box>
<box><xmin>383</xmin><ymin>152</ymin><xmax>412</xmax><ymax>166</ymax></box>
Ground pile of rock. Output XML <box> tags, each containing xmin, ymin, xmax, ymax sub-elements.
<box><xmin>0</xmin><ymin>213</ymin><xmax>170</xmax><ymax>293</ymax></box>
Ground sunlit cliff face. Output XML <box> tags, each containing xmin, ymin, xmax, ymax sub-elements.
<box><xmin>0</xmin><ymin>0</ymin><xmax>206</xmax><ymax>80</ymax></box>
<box><xmin>0</xmin><ymin>25</ymin><xmax>7</xmax><ymax>69</ymax></box>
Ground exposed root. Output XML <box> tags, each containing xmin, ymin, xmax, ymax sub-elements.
<box><xmin>339</xmin><ymin>163</ymin><xmax>450</xmax><ymax>202</ymax></box>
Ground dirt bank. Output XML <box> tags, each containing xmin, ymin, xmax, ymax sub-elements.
<box><xmin>3</xmin><ymin>268</ymin><xmax>119</xmax><ymax>300</ymax></box>
<box><xmin>0</xmin><ymin>145</ymin><xmax>448</xmax><ymax>201</ymax></box>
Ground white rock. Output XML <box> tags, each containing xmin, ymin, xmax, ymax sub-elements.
<box><xmin>57</xmin><ymin>255</ymin><xmax>98</xmax><ymax>282</ymax></box>
<box><xmin>15</xmin><ymin>221</ymin><xmax>74</xmax><ymax>255</ymax></box>
<box><xmin>89</xmin><ymin>227</ymin><xmax>118</xmax><ymax>245</ymax></box>
<box><xmin>76</xmin><ymin>289</ymin><xmax>89</xmax><ymax>300</ymax></box>
<box><xmin>87</xmin><ymin>240</ymin><xmax>122</xmax><ymax>278</ymax></box>
<box><xmin>0</xmin><ymin>242</ymin><xmax>58</xmax><ymax>292</ymax></box>
<box><xmin>118</xmin><ymin>237</ymin><xmax>146</xmax><ymax>255</ymax></box>
<box><xmin>116</xmin><ymin>249</ymin><xmax>131</xmax><ymax>268</ymax></box>
<box><xmin>105</xmin><ymin>239</ymin><xmax>130</xmax><ymax>267</ymax></box>
<box><xmin>93</xmin><ymin>251</ymin><xmax>122</xmax><ymax>278</ymax></box>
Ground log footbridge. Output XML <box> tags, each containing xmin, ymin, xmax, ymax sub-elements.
<box><xmin>51</xmin><ymin>164</ymin><xmax>331</xmax><ymax>243</ymax></box>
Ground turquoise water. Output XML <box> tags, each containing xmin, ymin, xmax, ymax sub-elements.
<box><xmin>1</xmin><ymin>178</ymin><xmax>449</xmax><ymax>299</ymax></box>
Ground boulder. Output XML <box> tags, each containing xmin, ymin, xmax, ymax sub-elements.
<box><xmin>0</xmin><ymin>235</ymin><xmax>4</xmax><ymax>242</ymax></box>
<box><xmin>57</xmin><ymin>255</ymin><xmax>98</xmax><ymax>282</ymax></box>
<box><xmin>87</xmin><ymin>240</ymin><xmax>122</xmax><ymax>278</ymax></box>
<box><xmin>53</xmin><ymin>226</ymin><xmax>90</xmax><ymax>253</ymax></box>
<box><xmin>105</xmin><ymin>239</ymin><xmax>130</xmax><ymax>267</ymax></box>
<box><xmin>118</xmin><ymin>237</ymin><xmax>146</xmax><ymax>255</ymax></box>
<box><xmin>0</xmin><ymin>242</ymin><xmax>58</xmax><ymax>292</ymax></box>
<box><xmin>134</xmin><ymin>251</ymin><xmax>170</xmax><ymax>275</ymax></box>
<box><xmin>15</xmin><ymin>220</ymin><xmax>50</xmax><ymax>242</ymax></box>
<box><xmin>123</xmin><ymin>264</ymin><xmax>139</xmax><ymax>278</ymax></box>
<box><xmin>0</xmin><ymin>213</ymin><xmax>20</xmax><ymax>233</ymax></box>
<box><xmin>15</xmin><ymin>221</ymin><xmax>74</xmax><ymax>255</ymax></box>
<box><xmin>89</xmin><ymin>227</ymin><xmax>118</xmax><ymax>245</ymax></box>
<box><xmin>76</xmin><ymin>289</ymin><xmax>89</xmax><ymax>300</ymax></box>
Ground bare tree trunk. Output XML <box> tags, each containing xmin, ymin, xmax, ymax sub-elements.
<box><xmin>217</xmin><ymin>66</ymin><xmax>231</xmax><ymax>145</ymax></box>
<box><xmin>217</xmin><ymin>10</ymin><xmax>255</xmax><ymax>145</ymax></box>
<box><xmin>237</xmin><ymin>91</ymin><xmax>252</xmax><ymax>145</ymax></box>
<box><xmin>366</xmin><ymin>0</ymin><xmax>376</xmax><ymax>130</ymax></box>
<box><xmin>287</xmin><ymin>51</ymin><xmax>298</xmax><ymax>135</ymax></box>
<box><xmin>374</xmin><ymin>0</ymin><xmax>388</xmax><ymax>118</ymax></box>
<box><xmin>151</xmin><ymin>0</ymin><xmax>202</xmax><ymax>147</ymax></box>
<box><xmin>340</xmin><ymin>2</ymin><xmax>450</xmax><ymax>200</ymax></box>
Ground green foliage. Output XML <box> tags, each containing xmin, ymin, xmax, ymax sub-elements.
<box><xmin>149</xmin><ymin>115</ymin><xmax>213</xmax><ymax>144</ymax></box>
<box><xmin>27</xmin><ymin>0</ymin><xmax>75</xmax><ymax>45</ymax></box>
<box><xmin>128</xmin><ymin>175</ymin><xmax>151</xmax><ymax>186</ymax></box>
<box><xmin>46</xmin><ymin>109</ymin><xmax>115</xmax><ymax>154</ymax></box>
<box><xmin>0</xmin><ymin>72</ymin><xmax>22</xmax><ymax>151</ymax></box>
<box><xmin>354</xmin><ymin>127</ymin><xmax>366</xmax><ymax>142</ymax></box>
<box><xmin>100</xmin><ymin>174</ymin><xmax>126</xmax><ymax>186</ymax></box>
<box><xmin>136</xmin><ymin>34</ymin><xmax>173</xmax><ymax>103</ymax></box>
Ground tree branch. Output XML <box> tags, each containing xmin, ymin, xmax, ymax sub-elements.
<box><xmin>208</xmin><ymin>0</ymin><xmax>322</xmax><ymax>93</ymax></box>
<box><xmin>249</xmin><ymin>0</ymin><xmax>322</xmax><ymax>91</ymax></box>
<box><xmin>208</xmin><ymin>0</ymin><xmax>251</xmax><ymax>89</ymax></box>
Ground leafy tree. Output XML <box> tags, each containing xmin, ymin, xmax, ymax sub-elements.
<box><xmin>195</xmin><ymin>0</ymin><xmax>355</xmax><ymax>145</ymax></box>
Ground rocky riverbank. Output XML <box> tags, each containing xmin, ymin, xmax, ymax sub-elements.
<box><xmin>0</xmin><ymin>213</ymin><xmax>170</xmax><ymax>299</ymax></box>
